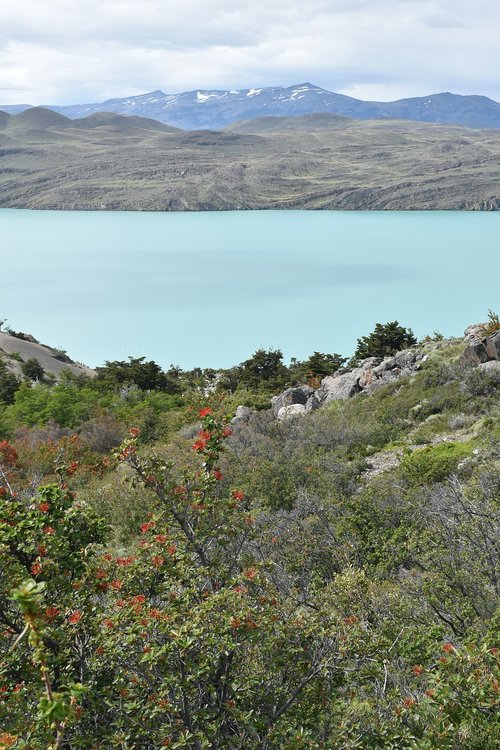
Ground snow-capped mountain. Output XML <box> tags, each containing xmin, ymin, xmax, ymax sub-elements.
<box><xmin>2</xmin><ymin>83</ymin><xmax>500</xmax><ymax>130</ymax></box>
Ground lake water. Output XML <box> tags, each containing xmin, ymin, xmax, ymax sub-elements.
<box><xmin>0</xmin><ymin>209</ymin><xmax>498</xmax><ymax>369</ymax></box>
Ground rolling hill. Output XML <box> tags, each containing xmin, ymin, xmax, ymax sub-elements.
<box><xmin>0</xmin><ymin>108</ymin><xmax>499</xmax><ymax>211</ymax></box>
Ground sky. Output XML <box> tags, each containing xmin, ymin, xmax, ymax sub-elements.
<box><xmin>1</xmin><ymin>0</ymin><xmax>499</xmax><ymax>105</ymax></box>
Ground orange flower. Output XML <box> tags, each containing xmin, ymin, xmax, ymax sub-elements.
<box><xmin>232</xmin><ymin>490</ymin><xmax>244</xmax><ymax>501</ymax></box>
<box><xmin>152</xmin><ymin>555</ymin><xmax>165</xmax><ymax>567</ymax></box>
<box><xmin>403</xmin><ymin>697</ymin><xmax>415</xmax><ymax>708</ymax></box>
<box><xmin>116</xmin><ymin>556</ymin><xmax>135</xmax><ymax>567</ymax></box>
<box><xmin>155</xmin><ymin>534</ymin><xmax>167</xmax><ymax>543</ymax></box>
<box><xmin>243</xmin><ymin>567</ymin><xmax>257</xmax><ymax>580</ymax></box>
<box><xmin>68</xmin><ymin>611</ymin><xmax>82</xmax><ymax>625</ymax></box>
<box><xmin>213</xmin><ymin>469</ymin><xmax>224</xmax><ymax>481</ymax></box>
<box><xmin>129</xmin><ymin>427</ymin><xmax>141</xmax><ymax>437</ymax></box>
<box><xmin>31</xmin><ymin>562</ymin><xmax>42</xmax><ymax>576</ymax></box>
<box><xmin>37</xmin><ymin>545</ymin><xmax>47</xmax><ymax>556</ymax></box>
<box><xmin>0</xmin><ymin>733</ymin><xmax>18</xmax><ymax>749</ymax></box>
<box><xmin>111</xmin><ymin>580</ymin><xmax>123</xmax><ymax>590</ymax></box>
<box><xmin>167</xmin><ymin>544</ymin><xmax>177</xmax><ymax>556</ymax></box>
<box><xmin>199</xmin><ymin>407</ymin><xmax>212</xmax><ymax>418</ymax></box>
<box><xmin>191</xmin><ymin>439</ymin><xmax>207</xmax><ymax>452</ymax></box>
<box><xmin>140</xmin><ymin>521</ymin><xmax>155</xmax><ymax>533</ymax></box>
<box><xmin>38</xmin><ymin>502</ymin><xmax>50</xmax><ymax>513</ymax></box>
<box><xmin>442</xmin><ymin>642</ymin><xmax>455</xmax><ymax>653</ymax></box>
<box><xmin>44</xmin><ymin>607</ymin><xmax>60</xmax><ymax>622</ymax></box>
<box><xmin>412</xmin><ymin>665</ymin><xmax>424</xmax><ymax>676</ymax></box>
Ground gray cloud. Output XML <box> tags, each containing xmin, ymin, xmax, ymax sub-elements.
<box><xmin>1</xmin><ymin>0</ymin><xmax>499</xmax><ymax>105</ymax></box>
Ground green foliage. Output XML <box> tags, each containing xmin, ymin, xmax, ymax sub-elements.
<box><xmin>352</xmin><ymin>320</ymin><xmax>417</xmax><ymax>363</ymax></box>
<box><xmin>292</xmin><ymin>351</ymin><xmax>347</xmax><ymax>381</ymax></box>
<box><xmin>0</xmin><ymin>359</ymin><xmax>20</xmax><ymax>405</ymax></box>
<box><xmin>95</xmin><ymin>356</ymin><xmax>180</xmax><ymax>393</ymax></box>
<box><xmin>0</xmin><ymin>326</ymin><xmax>499</xmax><ymax>748</ymax></box>
<box><xmin>400</xmin><ymin>441</ymin><xmax>473</xmax><ymax>485</ymax></box>
<box><xmin>480</xmin><ymin>308</ymin><xmax>500</xmax><ymax>337</ymax></box>
<box><xmin>235</xmin><ymin>348</ymin><xmax>290</xmax><ymax>391</ymax></box>
<box><xmin>21</xmin><ymin>358</ymin><xmax>45</xmax><ymax>381</ymax></box>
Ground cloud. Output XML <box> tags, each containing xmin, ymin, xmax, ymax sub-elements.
<box><xmin>1</xmin><ymin>0</ymin><xmax>499</xmax><ymax>104</ymax></box>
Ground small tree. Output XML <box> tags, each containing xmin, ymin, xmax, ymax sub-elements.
<box><xmin>236</xmin><ymin>348</ymin><xmax>289</xmax><ymax>390</ymax></box>
<box><xmin>351</xmin><ymin>321</ymin><xmax>417</xmax><ymax>364</ymax></box>
<box><xmin>294</xmin><ymin>351</ymin><xmax>346</xmax><ymax>381</ymax></box>
<box><xmin>21</xmin><ymin>358</ymin><xmax>45</xmax><ymax>381</ymax></box>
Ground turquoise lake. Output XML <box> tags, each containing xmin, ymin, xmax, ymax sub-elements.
<box><xmin>0</xmin><ymin>209</ymin><xmax>498</xmax><ymax>369</ymax></box>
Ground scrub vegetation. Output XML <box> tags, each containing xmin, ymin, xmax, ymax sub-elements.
<box><xmin>0</xmin><ymin>321</ymin><xmax>499</xmax><ymax>749</ymax></box>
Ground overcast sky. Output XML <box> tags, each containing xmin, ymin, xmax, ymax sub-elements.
<box><xmin>1</xmin><ymin>0</ymin><xmax>499</xmax><ymax>105</ymax></box>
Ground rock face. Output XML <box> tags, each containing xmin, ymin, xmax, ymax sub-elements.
<box><xmin>273</xmin><ymin>349</ymin><xmax>425</xmax><ymax>419</ymax></box>
<box><xmin>463</xmin><ymin>329</ymin><xmax>500</xmax><ymax>365</ymax></box>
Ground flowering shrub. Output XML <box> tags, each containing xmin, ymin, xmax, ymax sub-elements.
<box><xmin>1</xmin><ymin>408</ymin><xmax>498</xmax><ymax>749</ymax></box>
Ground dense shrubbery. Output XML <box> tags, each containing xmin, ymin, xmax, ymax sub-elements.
<box><xmin>0</xmin><ymin>326</ymin><xmax>499</xmax><ymax>748</ymax></box>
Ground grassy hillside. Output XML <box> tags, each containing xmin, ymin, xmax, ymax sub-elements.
<box><xmin>0</xmin><ymin>321</ymin><xmax>499</xmax><ymax>748</ymax></box>
<box><xmin>0</xmin><ymin>109</ymin><xmax>499</xmax><ymax>209</ymax></box>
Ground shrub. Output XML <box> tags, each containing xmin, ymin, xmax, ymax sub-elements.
<box><xmin>21</xmin><ymin>358</ymin><xmax>45</xmax><ymax>381</ymax></box>
<box><xmin>400</xmin><ymin>441</ymin><xmax>473</xmax><ymax>485</ymax></box>
<box><xmin>351</xmin><ymin>320</ymin><xmax>417</xmax><ymax>364</ymax></box>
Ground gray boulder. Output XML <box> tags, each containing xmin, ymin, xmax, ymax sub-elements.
<box><xmin>464</xmin><ymin>323</ymin><xmax>486</xmax><ymax>343</ymax></box>
<box><xmin>463</xmin><ymin>339</ymin><xmax>490</xmax><ymax>365</ymax></box>
<box><xmin>277</xmin><ymin>403</ymin><xmax>307</xmax><ymax>420</ymax></box>
<box><xmin>317</xmin><ymin>370</ymin><xmax>363</xmax><ymax>403</ymax></box>
<box><xmin>485</xmin><ymin>331</ymin><xmax>500</xmax><ymax>361</ymax></box>
<box><xmin>478</xmin><ymin>360</ymin><xmax>500</xmax><ymax>375</ymax></box>
<box><xmin>231</xmin><ymin>405</ymin><xmax>254</xmax><ymax>424</ymax></box>
<box><xmin>272</xmin><ymin>386</ymin><xmax>314</xmax><ymax>416</ymax></box>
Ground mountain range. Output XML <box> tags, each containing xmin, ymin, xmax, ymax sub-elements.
<box><xmin>2</xmin><ymin>83</ymin><xmax>500</xmax><ymax>131</ymax></box>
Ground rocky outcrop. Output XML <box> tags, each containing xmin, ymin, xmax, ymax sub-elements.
<box><xmin>463</xmin><ymin>329</ymin><xmax>500</xmax><ymax>366</ymax></box>
<box><xmin>273</xmin><ymin>349</ymin><xmax>425</xmax><ymax>419</ymax></box>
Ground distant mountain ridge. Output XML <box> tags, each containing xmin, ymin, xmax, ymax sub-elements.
<box><xmin>2</xmin><ymin>83</ymin><xmax>500</xmax><ymax>130</ymax></box>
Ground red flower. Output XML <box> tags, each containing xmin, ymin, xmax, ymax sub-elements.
<box><xmin>173</xmin><ymin>485</ymin><xmax>187</xmax><ymax>495</ymax></box>
<box><xmin>103</xmin><ymin>619</ymin><xmax>114</xmax><ymax>629</ymax></box>
<box><xmin>199</xmin><ymin>407</ymin><xmax>212</xmax><ymax>418</ymax></box>
<box><xmin>232</xmin><ymin>490</ymin><xmax>245</xmax><ymax>501</ymax></box>
<box><xmin>140</xmin><ymin>521</ymin><xmax>155</xmax><ymax>533</ymax></box>
<box><xmin>213</xmin><ymin>469</ymin><xmax>224</xmax><ymax>481</ymax></box>
<box><xmin>102</xmin><ymin>553</ymin><xmax>113</xmax><ymax>561</ymax></box>
<box><xmin>152</xmin><ymin>555</ymin><xmax>164</xmax><ymax>567</ymax></box>
<box><xmin>43</xmin><ymin>526</ymin><xmax>55</xmax><ymax>535</ymax></box>
<box><xmin>155</xmin><ymin>534</ymin><xmax>167</xmax><ymax>543</ymax></box>
<box><xmin>38</xmin><ymin>502</ymin><xmax>50</xmax><ymax>513</ymax></box>
<box><xmin>412</xmin><ymin>665</ymin><xmax>424</xmax><ymax>676</ymax></box>
<box><xmin>111</xmin><ymin>580</ymin><xmax>123</xmax><ymax>590</ymax></box>
<box><xmin>243</xmin><ymin>567</ymin><xmax>257</xmax><ymax>580</ymax></box>
<box><xmin>167</xmin><ymin>544</ymin><xmax>177</xmax><ymax>556</ymax></box>
<box><xmin>442</xmin><ymin>642</ymin><xmax>455</xmax><ymax>653</ymax></box>
<box><xmin>129</xmin><ymin>427</ymin><xmax>141</xmax><ymax>437</ymax></box>
<box><xmin>0</xmin><ymin>440</ymin><xmax>18</xmax><ymax>467</ymax></box>
<box><xmin>116</xmin><ymin>556</ymin><xmax>135</xmax><ymax>567</ymax></box>
<box><xmin>191</xmin><ymin>439</ymin><xmax>207</xmax><ymax>452</ymax></box>
<box><xmin>30</xmin><ymin>562</ymin><xmax>42</xmax><ymax>576</ymax></box>
<box><xmin>44</xmin><ymin>607</ymin><xmax>60</xmax><ymax>622</ymax></box>
<box><xmin>67</xmin><ymin>461</ymin><xmax>79</xmax><ymax>476</ymax></box>
<box><xmin>68</xmin><ymin>611</ymin><xmax>82</xmax><ymax>625</ymax></box>
<box><xmin>222</xmin><ymin>427</ymin><xmax>233</xmax><ymax>437</ymax></box>
<box><xmin>37</xmin><ymin>545</ymin><xmax>47</xmax><ymax>556</ymax></box>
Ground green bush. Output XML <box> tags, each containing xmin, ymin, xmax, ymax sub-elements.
<box><xmin>400</xmin><ymin>441</ymin><xmax>473</xmax><ymax>485</ymax></box>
